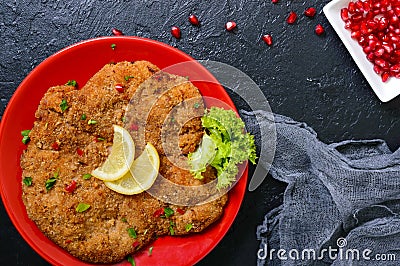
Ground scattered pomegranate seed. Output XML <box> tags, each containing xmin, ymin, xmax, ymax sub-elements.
<box><xmin>341</xmin><ymin>0</ymin><xmax>400</xmax><ymax>82</ymax></box>
<box><xmin>153</xmin><ymin>208</ymin><xmax>164</xmax><ymax>217</ymax></box>
<box><xmin>315</xmin><ymin>24</ymin><xmax>325</xmax><ymax>36</ymax></box>
<box><xmin>171</xmin><ymin>26</ymin><xmax>181</xmax><ymax>39</ymax></box>
<box><xmin>65</xmin><ymin>239</ymin><xmax>72</xmax><ymax>244</ymax></box>
<box><xmin>76</xmin><ymin>148</ymin><xmax>84</xmax><ymax>156</ymax></box>
<box><xmin>225</xmin><ymin>21</ymin><xmax>237</xmax><ymax>31</ymax></box>
<box><xmin>112</xmin><ymin>28</ymin><xmax>123</xmax><ymax>36</ymax></box>
<box><xmin>115</xmin><ymin>83</ymin><xmax>124</xmax><ymax>93</ymax></box>
<box><xmin>262</xmin><ymin>34</ymin><xmax>273</xmax><ymax>46</ymax></box>
<box><xmin>304</xmin><ymin>7</ymin><xmax>317</xmax><ymax>18</ymax></box>
<box><xmin>286</xmin><ymin>11</ymin><xmax>298</xmax><ymax>24</ymax></box>
<box><xmin>271</xmin><ymin>0</ymin><xmax>279</xmax><ymax>3</ymax></box>
<box><xmin>65</xmin><ymin>180</ymin><xmax>77</xmax><ymax>193</ymax></box>
<box><xmin>189</xmin><ymin>14</ymin><xmax>200</xmax><ymax>26</ymax></box>
<box><xmin>52</xmin><ymin>142</ymin><xmax>60</xmax><ymax>151</ymax></box>
<box><xmin>177</xmin><ymin>208</ymin><xmax>185</xmax><ymax>215</ymax></box>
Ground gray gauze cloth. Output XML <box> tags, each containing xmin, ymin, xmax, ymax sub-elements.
<box><xmin>240</xmin><ymin>110</ymin><xmax>400</xmax><ymax>266</ymax></box>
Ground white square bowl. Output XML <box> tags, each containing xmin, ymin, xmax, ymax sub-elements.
<box><xmin>323</xmin><ymin>0</ymin><xmax>400</xmax><ymax>102</ymax></box>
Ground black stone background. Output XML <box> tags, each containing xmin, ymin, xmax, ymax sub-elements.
<box><xmin>1</xmin><ymin>0</ymin><xmax>400</xmax><ymax>265</ymax></box>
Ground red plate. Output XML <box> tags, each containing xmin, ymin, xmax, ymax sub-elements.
<box><xmin>0</xmin><ymin>36</ymin><xmax>247</xmax><ymax>266</ymax></box>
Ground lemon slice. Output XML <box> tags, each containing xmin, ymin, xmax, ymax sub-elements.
<box><xmin>104</xmin><ymin>143</ymin><xmax>160</xmax><ymax>195</ymax></box>
<box><xmin>91</xmin><ymin>125</ymin><xmax>135</xmax><ymax>181</ymax></box>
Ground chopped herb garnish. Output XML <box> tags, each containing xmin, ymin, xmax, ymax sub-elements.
<box><xmin>54</xmin><ymin>170</ymin><xmax>60</xmax><ymax>178</ymax></box>
<box><xmin>60</xmin><ymin>99</ymin><xmax>69</xmax><ymax>112</ymax></box>
<box><xmin>121</xmin><ymin>217</ymin><xmax>127</xmax><ymax>223</ymax></box>
<box><xmin>121</xmin><ymin>117</ymin><xmax>126</xmax><ymax>122</ymax></box>
<box><xmin>185</xmin><ymin>76</ymin><xmax>189</xmax><ymax>80</ymax></box>
<box><xmin>143</xmin><ymin>229</ymin><xmax>148</xmax><ymax>235</ymax></box>
<box><xmin>97</xmin><ymin>137</ymin><xmax>105</xmax><ymax>141</ymax></box>
<box><xmin>127</xmin><ymin>255</ymin><xmax>135</xmax><ymax>266</ymax></box>
<box><xmin>148</xmin><ymin>246</ymin><xmax>153</xmax><ymax>256</ymax></box>
<box><xmin>111</xmin><ymin>43</ymin><xmax>116</xmax><ymax>50</ymax></box>
<box><xmin>185</xmin><ymin>223</ymin><xmax>193</xmax><ymax>232</ymax></box>
<box><xmin>169</xmin><ymin>221</ymin><xmax>175</xmax><ymax>235</ymax></box>
<box><xmin>164</xmin><ymin>207</ymin><xmax>174</xmax><ymax>218</ymax></box>
<box><xmin>88</xmin><ymin>119</ymin><xmax>97</xmax><ymax>125</ymax></box>
<box><xmin>124</xmin><ymin>75</ymin><xmax>135</xmax><ymax>81</ymax></box>
<box><xmin>127</xmin><ymin>228</ymin><xmax>137</xmax><ymax>239</ymax></box>
<box><xmin>170</xmin><ymin>117</ymin><xmax>175</xmax><ymax>123</ymax></box>
<box><xmin>45</xmin><ymin>177</ymin><xmax>57</xmax><ymax>191</ymax></box>
<box><xmin>65</xmin><ymin>80</ymin><xmax>77</xmax><ymax>87</ymax></box>
<box><xmin>76</xmin><ymin>203</ymin><xmax>90</xmax><ymax>213</ymax></box>
<box><xmin>81</xmin><ymin>114</ymin><xmax>87</xmax><ymax>120</ymax></box>
<box><xmin>193</xmin><ymin>102</ymin><xmax>200</xmax><ymax>109</ymax></box>
<box><xmin>23</xmin><ymin>177</ymin><xmax>33</xmax><ymax>186</ymax></box>
<box><xmin>82</xmin><ymin>173</ymin><xmax>92</xmax><ymax>180</ymax></box>
<box><xmin>22</xmin><ymin>135</ymin><xmax>30</xmax><ymax>144</ymax></box>
<box><xmin>21</xmin><ymin>129</ymin><xmax>31</xmax><ymax>144</ymax></box>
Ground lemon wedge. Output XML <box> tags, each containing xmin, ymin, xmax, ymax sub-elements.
<box><xmin>104</xmin><ymin>143</ymin><xmax>160</xmax><ymax>195</ymax></box>
<box><xmin>91</xmin><ymin>125</ymin><xmax>135</xmax><ymax>181</ymax></box>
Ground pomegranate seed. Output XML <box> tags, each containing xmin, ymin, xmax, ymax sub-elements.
<box><xmin>153</xmin><ymin>208</ymin><xmax>164</xmax><ymax>217</ymax></box>
<box><xmin>367</xmin><ymin>52</ymin><xmax>375</xmax><ymax>62</ymax></box>
<box><xmin>112</xmin><ymin>28</ymin><xmax>123</xmax><ymax>36</ymax></box>
<box><xmin>304</xmin><ymin>7</ymin><xmax>316</xmax><ymax>18</ymax></box>
<box><xmin>177</xmin><ymin>208</ymin><xmax>185</xmax><ymax>215</ymax></box>
<box><xmin>225</xmin><ymin>21</ymin><xmax>237</xmax><ymax>31</ymax></box>
<box><xmin>76</xmin><ymin>148</ymin><xmax>84</xmax><ymax>156</ymax></box>
<box><xmin>375</xmin><ymin>58</ymin><xmax>388</xmax><ymax>69</ymax></box>
<box><xmin>351</xmin><ymin>30</ymin><xmax>361</xmax><ymax>39</ymax></box>
<box><xmin>65</xmin><ymin>180</ymin><xmax>77</xmax><ymax>193</ymax></box>
<box><xmin>374</xmin><ymin>48</ymin><xmax>385</xmax><ymax>57</ymax></box>
<box><xmin>373</xmin><ymin>65</ymin><xmax>382</xmax><ymax>74</ymax></box>
<box><xmin>390</xmin><ymin>64</ymin><xmax>400</xmax><ymax>73</ymax></box>
<box><xmin>348</xmin><ymin>2</ymin><xmax>356</xmax><ymax>14</ymax></box>
<box><xmin>381</xmin><ymin>72</ymin><xmax>390</xmax><ymax>82</ymax></box>
<box><xmin>382</xmin><ymin>43</ymin><xmax>393</xmax><ymax>53</ymax></box>
<box><xmin>341</xmin><ymin>8</ymin><xmax>349</xmax><ymax>21</ymax></box>
<box><xmin>115</xmin><ymin>83</ymin><xmax>124</xmax><ymax>93</ymax></box>
<box><xmin>271</xmin><ymin>0</ymin><xmax>279</xmax><ymax>3</ymax></box>
<box><xmin>52</xmin><ymin>142</ymin><xmax>60</xmax><ymax>151</ymax></box>
<box><xmin>315</xmin><ymin>24</ymin><xmax>325</xmax><ymax>35</ymax></box>
<box><xmin>189</xmin><ymin>14</ymin><xmax>200</xmax><ymax>26</ymax></box>
<box><xmin>171</xmin><ymin>26</ymin><xmax>181</xmax><ymax>39</ymax></box>
<box><xmin>262</xmin><ymin>34</ymin><xmax>273</xmax><ymax>46</ymax></box>
<box><xmin>286</xmin><ymin>11</ymin><xmax>297</xmax><ymax>24</ymax></box>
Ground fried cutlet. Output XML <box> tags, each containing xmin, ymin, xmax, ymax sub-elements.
<box><xmin>20</xmin><ymin>61</ymin><xmax>228</xmax><ymax>263</ymax></box>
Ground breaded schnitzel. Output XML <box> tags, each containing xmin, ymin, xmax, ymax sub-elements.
<box><xmin>21</xmin><ymin>61</ymin><xmax>228</xmax><ymax>263</ymax></box>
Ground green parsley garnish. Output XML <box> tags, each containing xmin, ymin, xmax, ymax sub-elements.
<box><xmin>65</xmin><ymin>80</ymin><xmax>77</xmax><ymax>87</ymax></box>
<box><xmin>111</xmin><ymin>43</ymin><xmax>116</xmax><ymax>50</ymax></box>
<box><xmin>45</xmin><ymin>177</ymin><xmax>57</xmax><ymax>191</ymax></box>
<box><xmin>23</xmin><ymin>177</ymin><xmax>33</xmax><ymax>186</ymax></box>
<box><xmin>81</xmin><ymin>114</ymin><xmax>87</xmax><ymax>120</ymax></box>
<box><xmin>60</xmin><ymin>99</ymin><xmax>69</xmax><ymax>112</ymax></box>
<box><xmin>148</xmin><ymin>246</ymin><xmax>153</xmax><ymax>256</ymax></box>
<box><xmin>96</xmin><ymin>137</ymin><xmax>105</xmax><ymax>141</ymax></box>
<box><xmin>76</xmin><ymin>203</ymin><xmax>90</xmax><ymax>213</ymax></box>
<box><xmin>82</xmin><ymin>173</ymin><xmax>92</xmax><ymax>180</ymax></box>
<box><xmin>193</xmin><ymin>102</ymin><xmax>200</xmax><ymax>109</ymax></box>
<box><xmin>127</xmin><ymin>255</ymin><xmax>135</xmax><ymax>266</ymax></box>
<box><xmin>164</xmin><ymin>207</ymin><xmax>174</xmax><ymax>218</ymax></box>
<box><xmin>124</xmin><ymin>75</ymin><xmax>135</xmax><ymax>81</ymax></box>
<box><xmin>127</xmin><ymin>228</ymin><xmax>137</xmax><ymax>239</ymax></box>
<box><xmin>169</xmin><ymin>221</ymin><xmax>175</xmax><ymax>235</ymax></box>
<box><xmin>121</xmin><ymin>217</ymin><xmax>127</xmax><ymax>223</ymax></box>
<box><xmin>87</xmin><ymin>119</ymin><xmax>97</xmax><ymax>125</ymax></box>
<box><xmin>185</xmin><ymin>223</ymin><xmax>193</xmax><ymax>232</ymax></box>
<box><xmin>21</xmin><ymin>129</ymin><xmax>31</xmax><ymax>144</ymax></box>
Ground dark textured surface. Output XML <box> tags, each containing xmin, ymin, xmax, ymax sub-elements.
<box><xmin>1</xmin><ymin>0</ymin><xmax>400</xmax><ymax>265</ymax></box>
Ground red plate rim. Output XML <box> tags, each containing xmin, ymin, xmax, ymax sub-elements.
<box><xmin>0</xmin><ymin>36</ymin><xmax>247</xmax><ymax>266</ymax></box>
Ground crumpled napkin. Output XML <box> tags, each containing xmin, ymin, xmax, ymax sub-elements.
<box><xmin>240</xmin><ymin>110</ymin><xmax>400</xmax><ymax>266</ymax></box>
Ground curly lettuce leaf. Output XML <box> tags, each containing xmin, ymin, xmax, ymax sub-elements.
<box><xmin>188</xmin><ymin>107</ymin><xmax>257</xmax><ymax>189</ymax></box>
